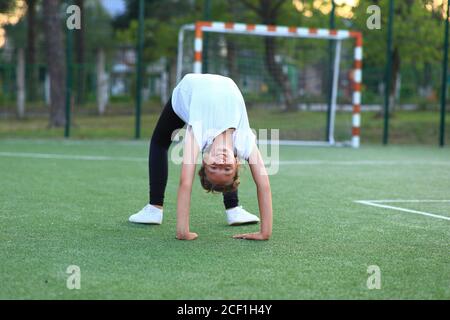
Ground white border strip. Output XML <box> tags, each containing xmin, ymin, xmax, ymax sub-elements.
<box><xmin>355</xmin><ymin>200</ymin><xmax>450</xmax><ymax>221</ymax></box>
<box><xmin>0</xmin><ymin>152</ymin><xmax>146</xmax><ymax>162</ymax></box>
<box><xmin>1</xmin><ymin>152</ymin><xmax>450</xmax><ymax>166</ymax></box>
<box><xmin>361</xmin><ymin>200</ymin><xmax>450</xmax><ymax>203</ymax></box>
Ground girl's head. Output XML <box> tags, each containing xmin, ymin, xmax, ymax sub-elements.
<box><xmin>198</xmin><ymin>144</ymin><xmax>240</xmax><ymax>193</ymax></box>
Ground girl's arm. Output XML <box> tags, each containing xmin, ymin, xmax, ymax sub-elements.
<box><xmin>233</xmin><ymin>144</ymin><xmax>273</xmax><ymax>241</ymax></box>
<box><xmin>176</xmin><ymin>126</ymin><xmax>200</xmax><ymax>240</ymax></box>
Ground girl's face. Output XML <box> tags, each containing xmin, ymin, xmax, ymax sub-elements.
<box><xmin>203</xmin><ymin>146</ymin><xmax>237</xmax><ymax>186</ymax></box>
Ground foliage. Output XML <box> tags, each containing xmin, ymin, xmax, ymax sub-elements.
<box><xmin>352</xmin><ymin>0</ymin><xmax>444</xmax><ymax>70</ymax></box>
<box><xmin>111</xmin><ymin>0</ymin><xmax>446</xmax><ymax>76</ymax></box>
<box><xmin>0</xmin><ymin>0</ymin><xmax>16</xmax><ymax>13</ymax></box>
<box><xmin>83</xmin><ymin>0</ymin><xmax>114</xmax><ymax>51</ymax></box>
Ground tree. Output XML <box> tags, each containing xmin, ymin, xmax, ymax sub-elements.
<box><xmin>3</xmin><ymin>2</ymin><xmax>27</xmax><ymax>118</ymax></box>
<box><xmin>43</xmin><ymin>0</ymin><xmax>66</xmax><ymax>127</ymax></box>
<box><xmin>83</xmin><ymin>0</ymin><xmax>114</xmax><ymax>114</ymax></box>
<box><xmin>114</xmin><ymin>0</ymin><xmax>201</xmax><ymax>88</ymax></box>
<box><xmin>17</xmin><ymin>46</ymin><xmax>25</xmax><ymax>118</ymax></box>
<box><xmin>239</xmin><ymin>0</ymin><xmax>296</xmax><ymax>111</ymax></box>
<box><xmin>351</xmin><ymin>0</ymin><xmax>443</xmax><ymax>112</ymax></box>
<box><xmin>0</xmin><ymin>0</ymin><xmax>16</xmax><ymax>12</ymax></box>
<box><xmin>75</xmin><ymin>0</ymin><xmax>85</xmax><ymax>105</ymax></box>
<box><xmin>25</xmin><ymin>0</ymin><xmax>37</xmax><ymax>101</ymax></box>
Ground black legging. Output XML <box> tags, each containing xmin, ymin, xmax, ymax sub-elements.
<box><xmin>149</xmin><ymin>98</ymin><xmax>239</xmax><ymax>210</ymax></box>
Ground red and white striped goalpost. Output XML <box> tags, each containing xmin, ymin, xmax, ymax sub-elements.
<box><xmin>177</xmin><ymin>21</ymin><xmax>363</xmax><ymax>148</ymax></box>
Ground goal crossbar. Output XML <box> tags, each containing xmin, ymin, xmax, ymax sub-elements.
<box><xmin>176</xmin><ymin>21</ymin><xmax>363</xmax><ymax>148</ymax></box>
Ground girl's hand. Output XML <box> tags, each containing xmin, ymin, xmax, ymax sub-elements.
<box><xmin>233</xmin><ymin>232</ymin><xmax>270</xmax><ymax>241</ymax></box>
<box><xmin>176</xmin><ymin>232</ymin><xmax>198</xmax><ymax>241</ymax></box>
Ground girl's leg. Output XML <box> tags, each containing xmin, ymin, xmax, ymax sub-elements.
<box><xmin>223</xmin><ymin>190</ymin><xmax>239</xmax><ymax>210</ymax></box>
<box><xmin>149</xmin><ymin>98</ymin><xmax>185</xmax><ymax>207</ymax></box>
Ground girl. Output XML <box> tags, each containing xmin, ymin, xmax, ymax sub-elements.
<box><xmin>129</xmin><ymin>73</ymin><xmax>273</xmax><ymax>241</ymax></box>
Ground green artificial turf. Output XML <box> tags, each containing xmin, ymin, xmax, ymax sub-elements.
<box><xmin>0</xmin><ymin>139</ymin><xmax>449</xmax><ymax>299</ymax></box>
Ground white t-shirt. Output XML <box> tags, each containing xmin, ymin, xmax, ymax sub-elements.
<box><xmin>172</xmin><ymin>73</ymin><xmax>256</xmax><ymax>160</ymax></box>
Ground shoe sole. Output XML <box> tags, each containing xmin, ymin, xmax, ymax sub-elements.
<box><xmin>129</xmin><ymin>220</ymin><xmax>162</xmax><ymax>225</ymax></box>
<box><xmin>228</xmin><ymin>220</ymin><xmax>259</xmax><ymax>226</ymax></box>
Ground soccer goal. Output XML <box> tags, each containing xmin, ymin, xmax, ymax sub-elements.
<box><xmin>176</xmin><ymin>21</ymin><xmax>363</xmax><ymax>148</ymax></box>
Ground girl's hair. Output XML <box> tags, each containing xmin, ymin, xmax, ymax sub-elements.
<box><xmin>198</xmin><ymin>162</ymin><xmax>240</xmax><ymax>193</ymax></box>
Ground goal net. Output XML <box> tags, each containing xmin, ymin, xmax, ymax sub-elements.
<box><xmin>177</xmin><ymin>21</ymin><xmax>363</xmax><ymax>147</ymax></box>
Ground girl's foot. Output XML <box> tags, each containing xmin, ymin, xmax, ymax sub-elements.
<box><xmin>225</xmin><ymin>206</ymin><xmax>260</xmax><ymax>226</ymax></box>
<box><xmin>129</xmin><ymin>204</ymin><xmax>163</xmax><ymax>224</ymax></box>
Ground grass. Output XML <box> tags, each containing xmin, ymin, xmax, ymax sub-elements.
<box><xmin>1</xmin><ymin>110</ymin><xmax>449</xmax><ymax>144</ymax></box>
<box><xmin>0</xmin><ymin>139</ymin><xmax>449</xmax><ymax>299</ymax></box>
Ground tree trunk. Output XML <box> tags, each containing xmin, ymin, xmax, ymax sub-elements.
<box><xmin>226</xmin><ymin>38</ymin><xmax>238</xmax><ymax>80</ymax></box>
<box><xmin>257</xmin><ymin>0</ymin><xmax>295</xmax><ymax>111</ymax></box>
<box><xmin>161</xmin><ymin>68</ymin><xmax>169</xmax><ymax>105</ymax></box>
<box><xmin>75</xmin><ymin>0</ymin><xmax>85</xmax><ymax>105</ymax></box>
<box><xmin>26</xmin><ymin>0</ymin><xmax>37</xmax><ymax>102</ymax></box>
<box><xmin>45</xmin><ymin>72</ymin><xmax>51</xmax><ymax>106</ymax></box>
<box><xmin>96</xmin><ymin>49</ymin><xmax>108</xmax><ymax>115</ymax></box>
<box><xmin>226</xmin><ymin>2</ymin><xmax>239</xmax><ymax>81</ymax></box>
<box><xmin>43</xmin><ymin>0</ymin><xmax>66</xmax><ymax>127</ymax></box>
<box><xmin>17</xmin><ymin>48</ymin><xmax>26</xmax><ymax>118</ymax></box>
<box><xmin>264</xmin><ymin>37</ymin><xmax>295</xmax><ymax>111</ymax></box>
<box><xmin>168</xmin><ymin>57</ymin><xmax>177</xmax><ymax>98</ymax></box>
<box><xmin>389</xmin><ymin>46</ymin><xmax>400</xmax><ymax>113</ymax></box>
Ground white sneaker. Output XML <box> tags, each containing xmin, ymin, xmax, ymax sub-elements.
<box><xmin>129</xmin><ymin>204</ymin><xmax>163</xmax><ymax>224</ymax></box>
<box><xmin>226</xmin><ymin>206</ymin><xmax>260</xmax><ymax>226</ymax></box>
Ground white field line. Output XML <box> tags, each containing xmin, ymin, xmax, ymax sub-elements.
<box><xmin>355</xmin><ymin>200</ymin><xmax>450</xmax><ymax>221</ymax></box>
<box><xmin>360</xmin><ymin>200</ymin><xmax>450</xmax><ymax>203</ymax></box>
<box><xmin>1</xmin><ymin>151</ymin><xmax>450</xmax><ymax>166</ymax></box>
<box><xmin>0</xmin><ymin>138</ymin><xmax>149</xmax><ymax>146</ymax></box>
<box><xmin>274</xmin><ymin>160</ymin><xmax>450</xmax><ymax>166</ymax></box>
<box><xmin>0</xmin><ymin>152</ymin><xmax>146</xmax><ymax>162</ymax></box>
